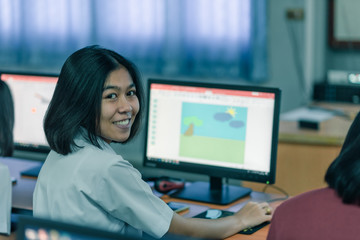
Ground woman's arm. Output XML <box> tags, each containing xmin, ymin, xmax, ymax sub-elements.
<box><xmin>168</xmin><ymin>201</ymin><xmax>272</xmax><ymax>239</ymax></box>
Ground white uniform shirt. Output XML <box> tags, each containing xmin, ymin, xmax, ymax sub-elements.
<box><xmin>33</xmin><ymin>132</ymin><xmax>173</xmax><ymax>239</ymax></box>
<box><xmin>0</xmin><ymin>162</ymin><xmax>11</xmax><ymax>235</ymax></box>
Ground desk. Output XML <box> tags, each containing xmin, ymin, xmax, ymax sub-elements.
<box><xmin>1</xmin><ymin>157</ymin><xmax>283</xmax><ymax>240</ymax></box>
<box><xmin>161</xmin><ymin>192</ymin><xmax>283</xmax><ymax>240</ymax></box>
<box><xmin>243</xmin><ymin>102</ymin><xmax>360</xmax><ymax>196</ymax></box>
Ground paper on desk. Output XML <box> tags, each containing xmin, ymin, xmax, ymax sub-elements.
<box><xmin>280</xmin><ymin>107</ymin><xmax>335</xmax><ymax>122</ymax></box>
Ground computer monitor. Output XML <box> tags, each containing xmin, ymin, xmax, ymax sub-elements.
<box><xmin>0</xmin><ymin>72</ymin><xmax>58</xmax><ymax>153</ymax></box>
<box><xmin>16</xmin><ymin>216</ymin><xmax>201</xmax><ymax>240</ymax></box>
<box><xmin>144</xmin><ymin>79</ymin><xmax>281</xmax><ymax>205</ymax></box>
<box><xmin>16</xmin><ymin>216</ymin><xmax>140</xmax><ymax>240</ymax></box>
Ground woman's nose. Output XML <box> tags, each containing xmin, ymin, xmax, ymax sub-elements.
<box><xmin>117</xmin><ymin>96</ymin><xmax>132</xmax><ymax>113</ymax></box>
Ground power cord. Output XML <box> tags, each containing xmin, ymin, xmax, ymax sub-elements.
<box><xmin>262</xmin><ymin>184</ymin><xmax>289</xmax><ymax>203</ymax></box>
<box><xmin>286</xmin><ymin>14</ymin><xmax>308</xmax><ymax>104</ymax></box>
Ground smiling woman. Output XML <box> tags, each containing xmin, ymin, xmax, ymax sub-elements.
<box><xmin>42</xmin><ymin>45</ymin><xmax>144</xmax><ymax>155</ymax></box>
<box><xmin>100</xmin><ymin>68</ymin><xmax>140</xmax><ymax>144</ymax></box>
<box><xmin>33</xmin><ymin>45</ymin><xmax>272</xmax><ymax>239</ymax></box>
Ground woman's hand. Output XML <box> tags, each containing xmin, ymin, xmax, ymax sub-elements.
<box><xmin>234</xmin><ymin>201</ymin><xmax>272</xmax><ymax>230</ymax></box>
<box><xmin>168</xmin><ymin>201</ymin><xmax>272</xmax><ymax>239</ymax></box>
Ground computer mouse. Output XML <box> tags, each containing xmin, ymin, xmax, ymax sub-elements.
<box><xmin>154</xmin><ymin>177</ymin><xmax>185</xmax><ymax>193</ymax></box>
<box><xmin>205</xmin><ymin>209</ymin><xmax>222</xmax><ymax>219</ymax></box>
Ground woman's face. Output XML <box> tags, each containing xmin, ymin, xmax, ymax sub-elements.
<box><xmin>99</xmin><ymin>68</ymin><xmax>139</xmax><ymax>144</ymax></box>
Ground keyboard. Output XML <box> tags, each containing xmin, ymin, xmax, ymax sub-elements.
<box><xmin>193</xmin><ymin>209</ymin><xmax>269</xmax><ymax>235</ymax></box>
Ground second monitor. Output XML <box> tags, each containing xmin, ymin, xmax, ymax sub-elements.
<box><xmin>144</xmin><ymin>79</ymin><xmax>281</xmax><ymax>205</ymax></box>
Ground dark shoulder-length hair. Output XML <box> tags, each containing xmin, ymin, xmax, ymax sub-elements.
<box><xmin>44</xmin><ymin>45</ymin><xmax>144</xmax><ymax>155</ymax></box>
<box><xmin>0</xmin><ymin>80</ymin><xmax>14</xmax><ymax>156</ymax></box>
<box><xmin>325</xmin><ymin>111</ymin><xmax>360</xmax><ymax>204</ymax></box>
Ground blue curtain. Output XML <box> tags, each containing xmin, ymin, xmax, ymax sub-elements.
<box><xmin>0</xmin><ymin>0</ymin><xmax>267</xmax><ymax>82</ymax></box>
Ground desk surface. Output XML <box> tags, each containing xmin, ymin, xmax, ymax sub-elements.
<box><xmin>161</xmin><ymin>193</ymin><xmax>282</xmax><ymax>240</ymax></box>
<box><xmin>279</xmin><ymin>102</ymin><xmax>359</xmax><ymax>145</ymax></box>
<box><xmin>1</xmin><ymin>157</ymin><xmax>284</xmax><ymax>240</ymax></box>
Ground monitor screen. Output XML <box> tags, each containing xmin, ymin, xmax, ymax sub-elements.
<box><xmin>1</xmin><ymin>72</ymin><xmax>58</xmax><ymax>153</ymax></box>
<box><xmin>144</xmin><ymin>79</ymin><xmax>281</xmax><ymax>204</ymax></box>
<box><xmin>17</xmin><ymin>216</ymin><xmax>140</xmax><ymax>240</ymax></box>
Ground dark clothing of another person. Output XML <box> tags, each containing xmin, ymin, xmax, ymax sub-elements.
<box><xmin>267</xmin><ymin>187</ymin><xmax>360</xmax><ymax>240</ymax></box>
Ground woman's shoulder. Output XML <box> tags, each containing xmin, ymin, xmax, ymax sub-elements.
<box><xmin>276</xmin><ymin>188</ymin><xmax>336</xmax><ymax>211</ymax></box>
<box><xmin>47</xmin><ymin>141</ymin><xmax>130</xmax><ymax>173</ymax></box>
<box><xmin>75</xmin><ymin>143</ymin><xmax>143</xmax><ymax>189</ymax></box>
<box><xmin>293</xmin><ymin>187</ymin><xmax>335</xmax><ymax>200</ymax></box>
<box><xmin>78</xmin><ymin>142</ymin><xmax>130</xmax><ymax>167</ymax></box>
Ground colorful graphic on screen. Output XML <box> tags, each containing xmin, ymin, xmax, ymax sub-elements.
<box><xmin>180</xmin><ymin>103</ymin><xmax>247</xmax><ymax>164</ymax></box>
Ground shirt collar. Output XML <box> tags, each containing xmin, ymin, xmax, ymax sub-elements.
<box><xmin>73</xmin><ymin>127</ymin><xmax>116</xmax><ymax>154</ymax></box>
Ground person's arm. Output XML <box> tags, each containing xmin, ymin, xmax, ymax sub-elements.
<box><xmin>167</xmin><ymin>201</ymin><xmax>272</xmax><ymax>239</ymax></box>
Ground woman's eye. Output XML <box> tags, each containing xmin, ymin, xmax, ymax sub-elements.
<box><xmin>106</xmin><ymin>93</ymin><xmax>117</xmax><ymax>99</ymax></box>
<box><xmin>127</xmin><ymin>90</ymin><xmax>136</xmax><ymax>96</ymax></box>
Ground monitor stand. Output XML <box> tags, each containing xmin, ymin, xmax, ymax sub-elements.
<box><xmin>170</xmin><ymin>176</ymin><xmax>252</xmax><ymax>205</ymax></box>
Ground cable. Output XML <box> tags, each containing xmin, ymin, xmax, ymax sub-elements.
<box><xmin>262</xmin><ymin>184</ymin><xmax>289</xmax><ymax>203</ymax></box>
<box><xmin>286</xmin><ymin>18</ymin><xmax>307</xmax><ymax>103</ymax></box>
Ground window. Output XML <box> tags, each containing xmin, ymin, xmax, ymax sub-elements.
<box><xmin>0</xmin><ymin>0</ymin><xmax>267</xmax><ymax>82</ymax></box>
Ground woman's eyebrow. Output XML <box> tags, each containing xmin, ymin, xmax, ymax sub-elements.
<box><xmin>103</xmin><ymin>83</ymin><xmax>135</xmax><ymax>91</ymax></box>
<box><xmin>103</xmin><ymin>85</ymin><xmax>119</xmax><ymax>91</ymax></box>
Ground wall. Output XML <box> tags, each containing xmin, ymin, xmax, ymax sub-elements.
<box><xmin>265</xmin><ymin>0</ymin><xmax>327</xmax><ymax>112</ymax></box>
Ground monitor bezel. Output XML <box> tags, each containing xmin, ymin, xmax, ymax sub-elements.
<box><xmin>16</xmin><ymin>216</ymin><xmax>138</xmax><ymax>240</ymax></box>
<box><xmin>0</xmin><ymin>71</ymin><xmax>58</xmax><ymax>154</ymax></box>
<box><xmin>143</xmin><ymin>78</ymin><xmax>281</xmax><ymax>185</ymax></box>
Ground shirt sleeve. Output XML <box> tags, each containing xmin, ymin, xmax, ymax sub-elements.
<box><xmin>92</xmin><ymin>156</ymin><xmax>174</xmax><ymax>239</ymax></box>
